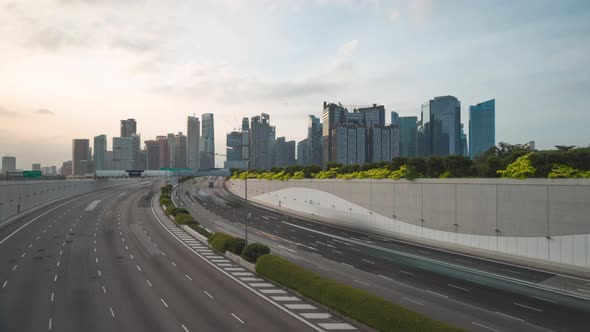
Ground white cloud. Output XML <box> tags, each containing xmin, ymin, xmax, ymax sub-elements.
<box><xmin>390</xmin><ymin>10</ymin><xmax>401</xmax><ymax>22</ymax></box>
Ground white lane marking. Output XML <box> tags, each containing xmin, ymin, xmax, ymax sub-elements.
<box><xmin>95</xmin><ymin>258</ymin><xmax>99</xmax><ymax>263</ymax></box>
<box><xmin>125</xmin><ymin>245</ymin><xmax>129</xmax><ymax>250</ymax></box>
<box><xmin>285</xmin><ymin>304</ymin><xmax>316</xmax><ymax>310</ymax></box>
<box><xmin>28</xmin><ymin>244</ymin><xmax>32</xmax><ymax>248</ymax></box>
<box><xmin>98</xmin><ymin>270</ymin><xmax>102</xmax><ymax>277</ymax></box>
<box><xmin>427</xmin><ymin>290</ymin><xmax>448</xmax><ymax>298</ymax></box>
<box><xmin>277</xmin><ymin>245</ymin><xmax>296</xmax><ymax>253</ymax></box>
<box><xmin>332</xmin><ymin>250</ymin><xmax>343</xmax><ymax>255</ymax></box>
<box><xmin>51</xmin><ymin>293</ymin><xmax>54</xmax><ymax>302</ymax></box>
<box><xmin>361</xmin><ymin>259</ymin><xmax>374</xmax><ymax>264</ymax></box>
<box><xmin>448</xmin><ymin>284</ymin><xmax>469</xmax><ymax>292</ymax></box>
<box><xmin>260</xmin><ymin>289</ymin><xmax>287</xmax><ymax>294</ymax></box>
<box><xmin>514</xmin><ymin>302</ymin><xmax>542</xmax><ymax>312</ymax></box>
<box><xmin>577</xmin><ymin>288</ymin><xmax>590</xmax><ymax>293</ymax></box>
<box><xmin>318</xmin><ymin>323</ymin><xmax>356</xmax><ymax>330</ymax></box>
<box><xmin>54</xmin><ymin>274</ymin><xmax>58</xmax><ymax>282</ymax></box>
<box><xmin>102</xmin><ymin>286</ymin><xmax>107</xmax><ymax>294</ymax></box>
<box><xmin>94</xmin><ymin>248</ymin><xmax>96</xmax><ymax>253</ymax></box>
<box><xmin>296</xmin><ymin>242</ymin><xmax>318</xmax><ymax>251</ymax></box>
<box><xmin>231</xmin><ymin>313</ymin><xmax>244</xmax><ymax>324</ymax></box>
<box><xmin>495</xmin><ymin>311</ymin><xmax>523</xmax><ymax>321</ymax></box>
<box><xmin>21</xmin><ymin>253</ymin><xmax>26</xmax><ymax>258</ymax></box>
<box><xmin>59</xmin><ymin>250</ymin><xmax>63</xmax><ymax>256</ymax></box>
<box><xmin>49</xmin><ymin>317</ymin><xmax>52</xmax><ymax>330</ymax></box>
<box><xmin>12</xmin><ymin>265</ymin><xmax>17</xmax><ymax>271</ymax></box>
<box><xmin>249</xmin><ymin>283</ymin><xmax>274</xmax><ymax>287</ymax></box>
<box><xmin>472</xmin><ymin>322</ymin><xmax>502</xmax><ymax>332</ymax></box>
<box><xmin>301</xmin><ymin>313</ymin><xmax>331</xmax><ymax>319</ymax></box>
<box><xmin>181</xmin><ymin>324</ymin><xmax>189</xmax><ymax>332</ymax></box>
<box><xmin>204</xmin><ymin>290</ymin><xmax>214</xmax><ymax>299</ymax></box>
<box><xmin>137</xmin><ymin>265</ymin><xmax>142</xmax><ymax>272</ymax></box>
<box><xmin>378</xmin><ymin>274</ymin><xmax>392</xmax><ymax>281</ymax></box>
<box><xmin>315</xmin><ymin>241</ymin><xmax>336</xmax><ymax>248</ymax></box>
<box><xmin>531</xmin><ymin>296</ymin><xmax>557</xmax><ymax>304</ymax></box>
<box><xmin>161</xmin><ymin>252</ymin><xmax>166</xmax><ymax>256</ymax></box>
<box><xmin>185</xmin><ymin>275</ymin><xmax>192</xmax><ymax>281</ymax></box>
<box><xmin>340</xmin><ymin>262</ymin><xmax>354</xmax><ymax>268</ymax></box>
<box><xmin>399</xmin><ymin>270</ymin><xmax>414</xmax><ymax>276</ymax></box>
<box><xmin>317</xmin><ymin>266</ymin><xmax>329</xmax><ymax>271</ymax></box>
<box><xmin>146</xmin><ymin>280</ymin><xmax>152</xmax><ymax>287</ymax></box>
<box><xmin>110</xmin><ymin>307</ymin><xmax>115</xmax><ymax>318</ymax></box>
<box><xmin>130</xmin><ymin>254</ymin><xmax>134</xmax><ymax>260</ymax></box>
<box><xmin>272</xmin><ymin>296</ymin><xmax>301</xmax><ymax>302</ymax></box>
<box><xmin>403</xmin><ymin>297</ymin><xmax>424</xmax><ymax>306</ymax></box>
<box><xmin>160</xmin><ymin>298</ymin><xmax>169</xmax><ymax>308</ymax></box>
<box><xmin>171</xmin><ymin>261</ymin><xmax>177</xmax><ymax>267</ymax></box>
<box><xmin>36</xmin><ymin>236</ymin><xmax>40</xmax><ymax>240</ymax></box>
<box><xmin>501</xmin><ymin>269</ymin><xmax>522</xmax><ymax>275</ymax></box>
<box><xmin>354</xmin><ymin>279</ymin><xmax>369</xmax><ymax>286</ymax></box>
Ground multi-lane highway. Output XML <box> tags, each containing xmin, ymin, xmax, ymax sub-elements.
<box><xmin>175</xmin><ymin>177</ymin><xmax>590</xmax><ymax>332</ymax></box>
<box><xmin>0</xmin><ymin>180</ymin><xmax>337</xmax><ymax>332</ymax></box>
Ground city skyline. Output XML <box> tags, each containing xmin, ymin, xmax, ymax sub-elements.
<box><xmin>1</xmin><ymin>1</ymin><xmax>589</xmax><ymax>168</ymax></box>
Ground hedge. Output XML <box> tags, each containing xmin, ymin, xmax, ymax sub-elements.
<box><xmin>170</xmin><ymin>207</ymin><xmax>190</xmax><ymax>217</ymax></box>
<box><xmin>256</xmin><ymin>255</ymin><xmax>463</xmax><ymax>332</ymax></box>
<box><xmin>164</xmin><ymin>205</ymin><xmax>176</xmax><ymax>216</ymax></box>
<box><xmin>227</xmin><ymin>238</ymin><xmax>246</xmax><ymax>255</ymax></box>
<box><xmin>188</xmin><ymin>224</ymin><xmax>212</xmax><ymax>238</ymax></box>
<box><xmin>208</xmin><ymin>233</ymin><xmax>237</xmax><ymax>253</ymax></box>
<box><xmin>160</xmin><ymin>197</ymin><xmax>173</xmax><ymax>206</ymax></box>
<box><xmin>175</xmin><ymin>213</ymin><xmax>197</xmax><ymax>225</ymax></box>
<box><xmin>241</xmin><ymin>243</ymin><xmax>270</xmax><ymax>263</ymax></box>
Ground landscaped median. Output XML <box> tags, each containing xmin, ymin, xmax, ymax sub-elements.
<box><xmin>256</xmin><ymin>254</ymin><xmax>464</xmax><ymax>332</ymax></box>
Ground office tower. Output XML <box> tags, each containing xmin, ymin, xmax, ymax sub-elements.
<box><xmin>113</xmin><ymin>137</ymin><xmax>134</xmax><ymax>170</ymax></box>
<box><xmin>268</xmin><ymin>125</ymin><xmax>277</xmax><ymax>168</ymax></box>
<box><xmin>241</xmin><ymin>117</ymin><xmax>249</xmax><ymax>131</ymax></box>
<box><xmin>174</xmin><ymin>132</ymin><xmax>187</xmax><ymax>168</ymax></box>
<box><xmin>61</xmin><ymin>161</ymin><xmax>72</xmax><ymax>176</ymax></box>
<box><xmin>391</xmin><ymin>111</ymin><xmax>399</xmax><ymax>126</ymax></box>
<box><xmin>297</xmin><ymin>139</ymin><xmax>308</xmax><ymax>166</ymax></box>
<box><xmin>145</xmin><ymin>140</ymin><xmax>160</xmax><ymax>170</ymax></box>
<box><xmin>72</xmin><ymin>139</ymin><xmax>90</xmax><ymax>175</ymax></box>
<box><xmin>93</xmin><ymin>134</ymin><xmax>107</xmax><ymax>171</ymax></box>
<box><xmin>333</xmin><ymin>125</ymin><xmax>367</xmax><ymax>165</ymax></box>
<box><xmin>398</xmin><ymin>116</ymin><xmax>418</xmax><ymax>157</ymax></box>
<box><xmin>156</xmin><ymin>136</ymin><xmax>170</xmax><ymax>168</ymax></box>
<box><xmin>32</xmin><ymin>163</ymin><xmax>41</xmax><ymax>171</ymax></box>
<box><xmin>307</xmin><ymin>115</ymin><xmax>323</xmax><ymax>166</ymax></box>
<box><xmin>42</xmin><ymin>166</ymin><xmax>57</xmax><ymax>176</ymax></box>
<box><xmin>225</xmin><ymin>130</ymin><xmax>247</xmax><ymax>169</ymax></box>
<box><xmin>460</xmin><ymin>124</ymin><xmax>468</xmax><ymax>157</ymax></box>
<box><xmin>356</xmin><ymin>104</ymin><xmax>386</xmax><ymax>128</ymax></box>
<box><xmin>469</xmin><ymin>99</ymin><xmax>495</xmax><ymax>159</ymax></box>
<box><xmin>322</xmin><ymin>102</ymin><xmax>348</xmax><ymax>164</ymax></box>
<box><xmin>1</xmin><ymin>156</ymin><xmax>16</xmax><ymax>174</ymax></box>
<box><xmin>120</xmin><ymin>118</ymin><xmax>137</xmax><ymax>137</ymax></box>
<box><xmin>187</xmin><ymin>116</ymin><xmax>201</xmax><ymax>170</ymax></box>
<box><xmin>370</xmin><ymin>125</ymin><xmax>399</xmax><ymax>162</ymax></box>
<box><xmin>202</xmin><ymin>113</ymin><xmax>215</xmax><ymax>169</ymax></box>
<box><xmin>106</xmin><ymin>151</ymin><xmax>113</xmax><ymax>170</ymax></box>
<box><xmin>130</xmin><ymin>134</ymin><xmax>141</xmax><ymax>169</ymax></box>
<box><xmin>418</xmin><ymin>96</ymin><xmax>461</xmax><ymax>156</ymax></box>
<box><xmin>275</xmin><ymin>137</ymin><xmax>296</xmax><ymax>167</ymax></box>
<box><xmin>250</xmin><ymin>114</ymin><xmax>272</xmax><ymax>170</ymax></box>
<box><xmin>167</xmin><ymin>133</ymin><xmax>176</xmax><ymax>168</ymax></box>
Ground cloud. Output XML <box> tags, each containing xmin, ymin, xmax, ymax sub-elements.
<box><xmin>390</xmin><ymin>10</ymin><xmax>401</xmax><ymax>22</ymax></box>
<box><xmin>408</xmin><ymin>0</ymin><xmax>431</xmax><ymax>22</ymax></box>
<box><xmin>34</xmin><ymin>109</ymin><xmax>55</xmax><ymax>115</ymax></box>
<box><xmin>112</xmin><ymin>36</ymin><xmax>160</xmax><ymax>53</ymax></box>
<box><xmin>0</xmin><ymin>107</ymin><xmax>19</xmax><ymax>117</ymax></box>
<box><xmin>27</xmin><ymin>25</ymin><xmax>89</xmax><ymax>51</ymax></box>
<box><xmin>338</xmin><ymin>39</ymin><xmax>359</xmax><ymax>57</ymax></box>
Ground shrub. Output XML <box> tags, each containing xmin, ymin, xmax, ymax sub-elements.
<box><xmin>227</xmin><ymin>238</ymin><xmax>246</xmax><ymax>255</ymax></box>
<box><xmin>188</xmin><ymin>224</ymin><xmax>212</xmax><ymax>238</ymax></box>
<box><xmin>241</xmin><ymin>243</ymin><xmax>271</xmax><ymax>263</ymax></box>
<box><xmin>170</xmin><ymin>207</ymin><xmax>190</xmax><ymax>217</ymax></box>
<box><xmin>175</xmin><ymin>213</ymin><xmax>197</xmax><ymax>225</ymax></box>
<box><xmin>161</xmin><ymin>184</ymin><xmax>173</xmax><ymax>195</ymax></box>
<box><xmin>256</xmin><ymin>255</ymin><xmax>462</xmax><ymax>332</ymax></box>
<box><xmin>208</xmin><ymin>233</ymin><xmax>236</xmax><ymax>253</ymax></box>
<box><xmin>497</xmin><ymin>154</ymin><xmax>536</xmax><ymax>179</ymax></box>
<box><xmin>164</xmin><ymin>205</ymin><xmax>176</xmax><ymax>216</ymax></box>
<box><xmin>160</xmin><ymin>197</ymin><xmax>173</xmax><ymax>206</ymax></box>
<box><xmin>160</xmin><ymin>194</ymin><xmax>171</xmax><ymax>200</ymax></box>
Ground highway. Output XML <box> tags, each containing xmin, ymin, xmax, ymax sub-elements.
<box><xmin>0</xmin><ymin>180</ymin><xmax>329</xmax><ymax>332</ymax></box>
<box><xmin>175</xmin><ymin>177</ymin><xmax>590</xmax><ymax>332</ymax></box>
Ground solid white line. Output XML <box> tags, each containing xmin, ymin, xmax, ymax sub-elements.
<box><xmin>514</xmin><ymin>302</ymin><xmax>542</xmax><ymax>312</ymax></box>
<box><xmin>331</xmin><ymin>250</ymin><xmax>343</xmax><ymax>255</ymax></box>
<box><xmin>577</xmin><ymin>288</ymin><xmax>590</xmax><ymax>293</ymax></box>
<box><xmin>501</xmin><ymin>269</ymin><xmax>522</xmax><ymax>275</ymax></box>
<box><xmin>448</xmin><ymin>284</ymin><xmax>469</xmax><ymax>292</ymax></box>
<box><xmin>49</xmin><ymin>317</ymin><xmax>52</xmax><ymax>330</ymax></box>
<box><xmin>403</xmin><ymin>297</ymin><xmax>424</xmax><ymax>306</ymax></box>
<box><xmin>472</xmin><ymin>322</ymin><xmax>502</xmax><ymax>332</ymax></box>
<box><xmin>185</xmin><ymin>274</ymin><xmax>192</xmax><ymax>281</ymax></box>
<box><xmin>427</xmin><ymin>290</ymin><xmax>448</xmax><ymax>298</ymax></box>
<box><xmin>495</xmin><ymin>311</ymin><xmax>523</xmax><ymax>321</ymax></box>
<box><xmin>340</xmin><ymin>262</ymin><xmax>354</xmax><ymax>268</ymax></box>
<box><xmin>531</xmin><ymin>296</ymin><xmax>557</xmax><ymax>304</ymax></box>
<box><xmin>361</xmin><ymin>259</ymin><xmax>374</xmax><ymax>264</ymax></box>
<box><xmin>51</xmin><ymin>292</ymin><xmax>54</xmax><ymax>302</ymax></box>
<box><xmin>204</xmin><ymin>290</ymin><xmax>213</xmax><ymax>299</ymax></box>
<box><xmin>231</xmin><ymin>313</ymin><xmax>244</xmax><ymax>324</ymax></box>
<box><xmin>146</xmin><ymin>280</ymin><xmax>152</xmax><ymax>287</ymax></box>
<box><xmin>399</xmin><ymin>270</ymin><xmax>414</xmax><ymax>276</ymax></box>
<box><xmin>278</xmin><ymin>245</ymin><xmax>296</xmax><ymax>253</ymax></box>
<box><xmin>161</xmin><ymin>298</ymin><xmax>168</xmax><ymax>308</ymax></box>
<box><xmin>354</xmin><ymin>279</ymin><xmax>369</xmax><ymax>286</ymax></box>
<box><xmin>378</xmin><ymin>274</ymin><xmax>393</xmax><ymax>281</ymax></box>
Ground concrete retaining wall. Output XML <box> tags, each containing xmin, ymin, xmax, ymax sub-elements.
<box><xmin>227</xmin><ymin>178</ymin><xmax>590</xmax><ymax>270</ymax></box>
<box><xmin>0</xmin><ymin>179</ymin><xmax>133</xmax><ymax>221</ymax></box>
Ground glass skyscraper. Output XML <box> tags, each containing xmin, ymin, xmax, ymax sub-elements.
<box><xmin>399</xmin><ymin>116</ymin><xmax>418</xmax><ymax>157</ymax></box>
<box><xmin>418</xmin><ymin>96</ymin><xmax>461</xmax><ymax>156</ymax></box>
<box><xmin>469</xmin><ymin>99</ymin><xmax>495</xmax><ymax>159</ymax></box>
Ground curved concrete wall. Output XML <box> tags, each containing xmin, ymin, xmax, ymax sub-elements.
<box><xmin>228</xmin><ymin>178</ymin><xmax>590</xmax><ymax>269</ymax></box>
<box><xmin>0</xmin><ymin>179</ymin><xmax>132</xmax><ymax>221</ymax></box>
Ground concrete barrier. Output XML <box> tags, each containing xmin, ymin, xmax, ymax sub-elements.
<box><xmin>228</xmin><ymin>178</ymin><xmax>590</xmax><ymax>270</ymax></box>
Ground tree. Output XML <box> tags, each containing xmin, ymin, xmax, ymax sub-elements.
<box><xmin>555</xmin><ymin>145</ymin><xmax>575</xmax><ymax>151</ymax></box>
<box><xmin>497</xmin><ymin>154</ymin><xmax>536</xmax><ymax>179</ymax></box>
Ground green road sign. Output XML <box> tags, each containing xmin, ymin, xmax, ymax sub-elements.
<box><xmin>23</xmin><ymin>170</ymin><xmax>42</xmax><ymax>177</ymax></box>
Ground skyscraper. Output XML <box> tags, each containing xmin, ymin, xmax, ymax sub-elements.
<box><xmin>322</xmin><ymin>102</ymin><xmax>348</xmax><ymax>164</ymax></box>
<box><xmin>93</xmin><ymin>134</ymin><xmax>107</xmax><ymax>171</ymax></box>
<box><xmin>145</xmin><ymin>140</ymin><xmax>160</xmax><ymax>170</ymax></box>
<box><xmin>460</xmin><ymin>124</ymin><xmax>468</xmax><ymax>157</ymax></box>
<box><xmin>225</xmin><ymin>130</ymin><xmax>247</xmax><ymax>169</ymax></box>
<box><xmin>174</xmin><ymin>132</ymin><xmax>187</xmax><ymax>168</ymax></box>
<box><xmin>398</xmin><ymin>116</ymin><xmax>418</xmax><ymax>157</ymax></box>
<box><xmin>369</xmin><ymin>125</ymin><xmax>399</xmax><ymax>162</ymax></box>
<box><xmin>187</xmin><ymin>116</ymin><xmax>201</xmax><ymax>170</ymax></box>
<box><xmin>275</xmin><ymin>137</ymin><xmax>296</xmax><ymax>167</ymax></box>
<box><xmin>391</xmin><ymin>111</ymin><xmax>399</xmax><ymax>126</ymax></box>
<box><xmin>297</xmin><ymin>139</ymin><xmax>308</xmax><ymax>166</ymax></box>
<box><xmin>157</xmin><ymin>136</ymin><xmax>170</xmax><ymax>168</ymax></box>
<box><xmin>201</xmin><ymin>113</ymin><xmax>215</xmax><ymax>169</ymax></box>
<box><xmin>356</xmin><ymin>104</ymin><xmax>385</xmax><ymax>128</ymax></box>
<box><xmin>418</xmin><ymin>96</ymin><xmax>461</xmax><ymax>156</ymax></box>
<box><xmin>1</xmin><ymin>156</ymin><xmax>16</xmax><ymax>173</ymax></box>
<box><xmin>32</xmin><ymin>163</ymin><xmax>41</xmax><ymax>171</ymax></box>
<box><xmin>307</xmin><ymin>115</ymin><xmax>322</xmax><ymax>166</ymax></box>
<box><xmin>250</xmin><ymin>114</ymin><xmax>272</xmax><ymax>170</ymax></box>
<box><xmin>333</xmin><ymin>125</ymin><xmax>366</xmax><ymax>165</ymax></box>
<box><xmin>167</xmin><ymin>133</ymin><xmax>176</xmax><ymax>168</ymax></box>
<box><xmin>72</xmin><ymin>139</ymin><xmax>89</xmax><ymax>175</ymax></box>
<box><xmin>120</xmin><ymin>118</ymin><xmax>137</xmax><ymax>137</ymax></box>
<box><xmin>112</xmin><ymin>137</ymin><xmax>134</xmax><ymax>170</ymax></box>
<box><xmin>469</xmin><ymin>99</ymin><xmax>495</xmax><ymax>159</ymax></box>
<box><xmin>131</xmin><ymin>134</ymin><xmax>141</xmax><ymax>169</ymax></box>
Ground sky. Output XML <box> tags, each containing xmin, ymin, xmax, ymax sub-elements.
<box><xmin>0</xmin><ymin>0</ymin><xmax>589</xmax><ymax>169</ymax></box>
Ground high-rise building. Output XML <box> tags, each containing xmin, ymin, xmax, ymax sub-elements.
<box><xmin>93</xmin><ymin>134</ymin><xmax>107</xmax><ymax>171</ymax></box>
<box><xmin>370</xmin><ymin>125</ymin><xmax>399</xmax><ymax>162</ymax></box>
<box><xmin>201</xmin><ymin>113</ymin><xmax>215</xmax><ymax>169</ymax></box>
<box><xmin>144</xmin><ymin>140</ymin><xmax>160</xmax><ymax>170</ymax></box>
<box><xmin>61</xmin><ymin>161</ymin><xmax>72</xmax><ymax>176</ymax></box>
<box><xmin>460</xmin><ymin>124</ymin><xmax>468</xmax><ymax>157</ymax></box>
<box><xmin>1</xmin><ymin>156</ymin><xmax>16</xmax><ymax>174</ymax></box>
<box><xmin>307</xmin><ymin>115</ymin><xmax>322</xmax><ymax>166</ymax></box>
<box><xmin>391</xmin><ymin>111</ymin><xmax>399</xmax><ymax>126</ymax></box>
<box><xmin>322</xmin><ymin>102</ymin><xmax>348</xmax><ymax>164</ymax></box>
<box><xmin>398</xmin><ymin>116</ymin><xmax>418</xmax><ymax>157</ymax></box>
<box><xmin>130</xmin><ymin>134</ymin><xmax>141</xmax><ymax>169</ymax></box>
<box><xmin>275</xmin><ymin>137</ymin><xmax>296</xmax><ymax>167</ymax></box>
<box><xmin>120</xmin><ymin>118</ymin><xmax>137</xmax><ymax>137</ymax></box>
<box><xmin>156</xmin><ymin>136</ymin><xmax>169</xmax><ymax>168</ymax></box>
<box><xmin>297</xmin><ymin>139</ymin><xmax>308</xmax><ymax>166</ymax></box>
<box><xmin>72</xmin><ymin>139</ymin><xmax>90</xmax><ymax>175</ymax></box>
<box><xmin>333</xmin><ymin>125</ymin><xmax>367</xmax><ymax>165</ymax></box>
<box><xmin>32</xmin><ymin>163</ymin><xmax>41</xmax><ymax>171</ymax></box>
<box><xmin>42</xmin><ymin>166</ymin><xmax>57</xmax><ymax>176</ymax></box>
<box><xmin>174</xmin><ymin>132</ymin><xmax>187</xmax><ymax>168</ymax></box>
<box><xmin>106</xmin><ymin>151</ymin><xmax>113</xmax><ymax>170</ymax></box>
<box><xmin>356</xmin><ymin>104</ymin><xmax>386</xmax><ymax>128</ymax></box>
<box><xmin>250</xmin><ymin>114</ymin><xmax>272</xmax><ymax>170</ymax></box>
<box><xmin>225</xmin><ymin>130</ymin><xmax>247</xmax><ymax>169</ymax></box>
<box><xmin>241</xmin><ymin>117</ymin><xmax>249</xmax><ymax>131</ymax></box>
<box><xmin>113</xmin><ymin>137</ymin><xmax>134</xmax><ymax>170</ymax></box>
<box><xmin>469</xmin><ymin>99</ymin><xmax>495</xmax><ymax>159</ymax></box>
<box><xmin>167</xmin><ymin>133</ymin><xmax>176</xmax><ymax>168</ymax></box>
<box><xmin>418</xmin><ymin>96</ymin><xmax>461</xmax><ymax>156</ymax></box>
<box><xmin>187</xmin><ymin>116</ymin><xmax>201</xmax><ymax>170</ymax></box>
